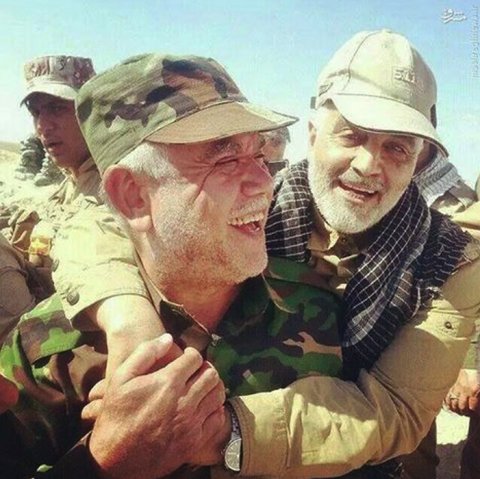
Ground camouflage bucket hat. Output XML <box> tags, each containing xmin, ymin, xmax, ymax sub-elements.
<box><xmin>21</xmin><ymin>55</ymin><xmax>95</xmax><ymax>104</ymax></box>
<box><xmin>76</xmin><ymin>53</ymin><xmax>298</xmax><ymax>174</ymax></box>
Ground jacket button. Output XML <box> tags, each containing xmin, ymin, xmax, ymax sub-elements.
<box><xmin>67</xmin><ymin>291</ymin><xmax>80</xmax><ymax>306</ymax></box>
<box><xmin>444</xmin><ymin>321</ymin><xmax>453</xmax><ymax>330</ymax></box>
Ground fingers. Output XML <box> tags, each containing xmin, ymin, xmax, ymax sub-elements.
<box><xmin>469</xmin><ymin>395</ymin><xmax>480</xmax><ymax>415</ymax></box>
<box><xmin>88</xmin><ymin>379</ymin><xmax>107</xmax><ymax>402</ymax></box>
<box><xmin>151</xmin><ymin>340</ymin><xmax>184</xmax><ymax>370</ymax></box>
<box><xmin>112</xmin><ymin>334</ymin><xmax>174</xmax><ymax>385</ymax></box>
<box><xmin>161</xmin><ymin>347</ymin><xmax>204</xmax><ymax>385</ymax></box>
<box><xmin>82</xmin><ymin>398</ymin><xmax>103</xmax><ymax>424</ymax></box>
<box><xmin>186</xmin><ymin>362</ymin><xmax>224</xmax><ymax>407</ymax></box>
<box><xmin>446</xmin><ymin>392</ymin><xmax>472</xmax><ymax>415</ymax></box>
<box><xmin>445</xmin><ymin>370</ymin><xmax>480</xmax><ymax>416</ymax></box>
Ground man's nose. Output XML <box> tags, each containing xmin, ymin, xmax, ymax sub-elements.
<box><xmin>35</xmin><ymin>112</ymin><xmax>55</xmax><ymax>136</ymax></box>
<box><xmin>350</xmin><ymin>143</ymin><xmax>382</xmax><ymax>176</ymax></box>
<box><xmin>242</xmin><ymin>159</ymin><xmax>274</xmax><ymax>196</ymax></box>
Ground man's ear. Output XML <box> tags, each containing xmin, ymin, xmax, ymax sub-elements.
<box><xmin>103</xmin><ymin>166</ymin><xmax>152</xmax><ymax>232</ymax></box>
<box><xmin>308</xmin><ymin>121</ymin><xmax>318</xmax><ymax>147</ymax></box>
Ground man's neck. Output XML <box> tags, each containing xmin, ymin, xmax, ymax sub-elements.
<box><xmin>160</xmin><ymin>280</ymin><xmax>241</xmax><ymax>333</ymax></box>
<box><xmin>67</xmin><ymin>156</ymin><xmax>90</xmax><ymax>181</ymax></box>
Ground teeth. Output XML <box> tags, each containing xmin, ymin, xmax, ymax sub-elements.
<box><xmin>228</xmin><ymin>196</ymin><xmax>269</xmax><ymax>226</ymax></box>
<box><xmin>345</xmin><ymin>183</ymin><xmax>377</xmax><ymax>194</ymax></box>
<box><xmin>228</xmin><ymin>212</ymin><xmax>265</xmax><ymax>226</ymax></box>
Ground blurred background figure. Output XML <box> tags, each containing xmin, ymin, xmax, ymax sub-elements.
<box><xmin>14</xmin><ymin>134</ymin><xmax>64</xmax><ymax>186</ymax></box>
<box><xmin>262</xmin><ymin>126</ymin><xmax>290</xmax><ymax>176</ymax></box>
<box><xmin>15</xmin><ymin>135</ymin><xmax>44</xmax><ymax>180</ymax></box>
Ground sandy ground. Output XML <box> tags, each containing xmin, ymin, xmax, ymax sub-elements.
<box><xmin>437</xmin><ymin>409</ymin><xmax>470</xmax><ymax>479</ymax></box>
<box><xmin>0</xmin><ymin>149</ymin><xmax>472</xmax><ymax>478</ymax></box>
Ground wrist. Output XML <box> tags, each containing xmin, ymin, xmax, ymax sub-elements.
<box><xmin>222</xmin><ymin>403</ymin><xmax>242</xmax><ymax>473</ymax></box>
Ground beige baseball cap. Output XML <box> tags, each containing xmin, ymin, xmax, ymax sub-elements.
<box><xmin>21</xmin><ymin>55</ymin><xmax>95</xmax><ymax>104</ymax></box>
<box><xmin>311</xmin><ymin>29</ymin><xmax>447</xmax><ymax>156</ymax></box>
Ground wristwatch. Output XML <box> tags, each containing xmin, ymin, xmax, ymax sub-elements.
<box><xmin>223</xmin><ymin>403</ymin><xmax>242</xmax><ymax>473</ymax></box>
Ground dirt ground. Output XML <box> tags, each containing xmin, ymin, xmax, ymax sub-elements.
<box><xmin>437</xmin><ymin>408</ymin><xmax>470</xmax><ymax>479</ymax></box>
<box><xmin>0</xmin><ymin>149</ymin><xmax>473</xmax><ymax>478</ymax></box>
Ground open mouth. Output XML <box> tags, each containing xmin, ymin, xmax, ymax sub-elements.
<box><xmin>228</xmin><ymin>212</ymin><xmax>265</xmax><ymax>233</ymax></box>
<box><xmin>339</xmin><ymin>181</ymin><xmax>380</xmax><ymax>201</ymax></box>
<box><xmin>44</xmin><ymin>140</ymin><xmax>62</xmax><ymax>150</ymax></box>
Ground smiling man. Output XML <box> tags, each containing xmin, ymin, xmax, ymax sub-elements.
<box><xmin>11</xmin><ymin>31</ymin><xmax>480</xmax><ymax>479</ymax></box>
<box><xmin>0</xmin><ymin>53</ymin><xmax>350</xmax><ymax>479</ymax></box>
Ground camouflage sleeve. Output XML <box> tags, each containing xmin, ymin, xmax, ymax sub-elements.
<box><xmin>0</xmin><ymin>295</ymin><xmax>106</xmax><ymax>469</ymax></box>
<box><xmin>51</xmin><ymin>204</ymin><xmax>149</xmax><ymax>324</ymax></box>
<box><xmin>0</xmin><ymin>234</ymin><xmax>35</xmax><ymax>344</ymax></box>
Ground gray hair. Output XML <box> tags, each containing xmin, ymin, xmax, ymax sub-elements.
<box><xmin>117</xmin><ymin>142</ymin><xmax>178</xmax><ymax>181</ymax></box>
<box><xmin>101</xmin><ymin>141</ymin><xmax>179</xmax><ymax>226</ymax></box>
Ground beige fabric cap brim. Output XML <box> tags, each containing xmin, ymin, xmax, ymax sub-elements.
<box><xmin>331</xmin><ymin>94</ymin><xmax>448</xmax><ymax>157</ymax></box>
<box><xmin>146</xmin><ymin>101</ymin><xmax>297</xmax><ymax>144</ymax></box>
<box><xmin>21</xmin><ymin>83</ymin><xmax>77</xmax><ymax>105</ymax></box>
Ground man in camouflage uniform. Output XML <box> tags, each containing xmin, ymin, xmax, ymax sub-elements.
<box><xmin>10</xmin><ymin>55</ymin><xmax>100</xmax><ymax>266</ymax></box>
<box><xmin>0</xmin><ymin>53</ymin><xmax>347</xmax><ymax>479</ymax></box>
<box><xmin>48</xmin><ymin>31</ymin><xmax>479</xmax><ymax>479</ymax></box>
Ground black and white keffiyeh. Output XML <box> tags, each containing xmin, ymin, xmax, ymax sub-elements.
<box><xmin>413</xmin><ymin>152</ymin><xmax>463</xmax><ymax>207</ymax></box>
<box><xmin>266</xmin><ymin>159</ymin><xmax>471</xmax><ymax>378</ymax></box>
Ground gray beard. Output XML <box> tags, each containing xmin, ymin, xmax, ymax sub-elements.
<box><xmin>307</xmin><ymin>157</ymin><xmax>402</xmax><ymax>234</ymax></box>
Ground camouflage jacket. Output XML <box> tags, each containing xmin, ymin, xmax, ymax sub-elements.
<box><xmin>0</xmin><ymin>257</ymin><xmax>343</xmax><ymax>478</ymax></box>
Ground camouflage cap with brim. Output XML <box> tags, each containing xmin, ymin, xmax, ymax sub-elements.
<box><xmin>21</xmin><ymin>55</ymin><xmax>95</xmax><ymax>105</ymax></box>
<box><xmin>76</xmin><ymin>53</ymin><xmax>298</xmax><ymax>174</ymax></box>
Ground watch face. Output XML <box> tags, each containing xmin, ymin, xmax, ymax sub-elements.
<box><xmin>224</xmin><ymin>437</ymin><xmax>242</xmax><ymax>472</ymax></box>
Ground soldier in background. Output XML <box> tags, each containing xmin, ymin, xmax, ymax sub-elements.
<box><xmin>11</xmin><ymin>55</ymin><xmax>100</xmax><ymax>267</ymax></box>
<box><xmin>262</xmin><ymin>126</ymin><xmax>290</xmax><ymax>176</ymax></box>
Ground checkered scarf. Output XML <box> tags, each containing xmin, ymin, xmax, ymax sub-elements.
<box><xmin>413</xmin><ymin>152</ymin><xmax>463</xmax><ymax>207</ymax></box>
<box><xmin>266</xmin><ymin>159</ymin><xmax>471</xmax><ymax>378</ymax></box>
